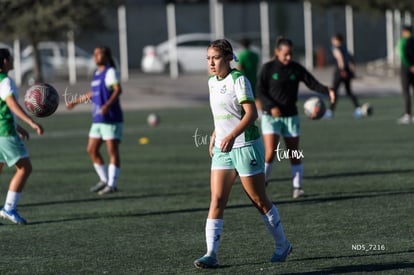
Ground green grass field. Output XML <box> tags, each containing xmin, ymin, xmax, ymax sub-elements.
<box><xmin>0</xmin><ymin>95</ymin><xmax>413</xmax><ymax>274</ymax></box>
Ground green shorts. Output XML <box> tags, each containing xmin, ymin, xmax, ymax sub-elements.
<box><xmin>261</xmin><ymin>114</ymin><xmax>300</xmax><ymax>137</ymax></box>
<box><xmin>211</xmin><ymin>139</ymin><xmax>265</xmax><ymax>177</ymax></box>
<box><xmin>89</xmin><ymin>123</ymin><xmax>123</xmax><ymax>141</ymax></box>
<box><xmin>0</xmin><ymin>136</ymin><xmax>29</xmax><ymax>167</ymax></box>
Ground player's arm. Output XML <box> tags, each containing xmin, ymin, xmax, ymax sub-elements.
<box><xmin>101</xmin><ymin>83</ymin><xmax>122</xmax><ymax>115</ymax></box>
<box><xmin>256</xmin><ymin>65</ymin><xmax>277</xmax><ymax>112</ymax></box>
<box><xmin>5</xmin><ymin>95</ymin><xmax>43</xmax><ymax>135</ymax></box>
<box><xmin>209</xmin><ymin>130</ymin><xmax>216</xmax><ymax>158</ymax></box>
<box><xmin>300</xmin><ymin>65</ymin><xmax>335</xmax><ymax>104</ymax></box>
<box><xmin>220</xmin><ymin>100</ymin><xmax>257</xmax><ymax>153</ymax></box>
<box><xmin>66</xmin><ymin>91</ymin><xmax>92</xmax><ymax>109</ymax></box>
<box><xmin>333</xmin><ymin>48</ymin><xmax>348</xmax><ymax>78</ymax></box>
<box><xmin>405</xmin><ymin>38</ymin><xmax>414</xmax><ymax>73</ymax></box>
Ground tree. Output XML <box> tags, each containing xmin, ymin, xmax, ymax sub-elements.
<box><xmin>0</xmin><ymin>0</ymin><xmax>119</xmax><ymax>83</ymax></box>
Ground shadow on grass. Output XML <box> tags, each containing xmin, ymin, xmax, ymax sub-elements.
<box><xmin>282</xmin><ymin>260</ymin><xmax>414</xmax><ymax>274</ymax></box>
<box><xmin>268</xmin><ymin>168</ymin><xmax>414</xmax><ymax>183</ymax></box>
<box><xmin>24</xmin><ymin>187</ymin><xmax>414</xmax><ymax>226</ymax></box>
<box><xmin>20</xmin><ymin>192</ymin><xmax>191</xmax><ymax>208</ymax></box>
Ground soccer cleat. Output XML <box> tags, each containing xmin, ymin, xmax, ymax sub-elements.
<box><xmin>354</xmin><ymin>107</ymin><xmax>363</xmax><ymax>119</ymax></box>
<box><xmin>270</xmin><ymin>242</ymin><xmax>292</xmax><ymax>263</ymax></box>
<box><xmin>194</xmin><ymin>254</ymin><xmax>219</xmax><ymax>269</ymax></box>
<box><xmin>90</xmin><ymin>181</ymin><xmax>107</xmax><ymax>192</ymax></box>
<box><xmin>98</xmin><ymin>185</ymin><xmax>117</xmax><ymax>195</ymax></box>
<box><xmin>0</xmin><ymin>208</ymin><xmax>27</xmax><ymax>225</ymax></box>
<box><xmin>293</xmin><ymin>188</ymin><xmax>305</xmax><ymax>199</ymax></box>
<box><xmin>323</xmin><ymin>109</ymin><xmax>333</xmax><ymax>119</ymax></box>
<box><xmin>397</xmin><ymin>114</ymin><xmax>412</xmax><ymax>125</ymax></box>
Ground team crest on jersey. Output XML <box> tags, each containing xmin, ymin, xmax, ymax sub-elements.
<box><xmin>272</xmin><ymin>73</ymin><xmax>278</xmax><ymax>80</ymax></box>
<box><xmin>290</xmin><ymin>74</ymin><xmax>296</xmax><ymax>80</ymax></box>
<box><xmin>220</xmin><ymin>85</ymin><xmax>227</xmax><ymax>94</ymax></box>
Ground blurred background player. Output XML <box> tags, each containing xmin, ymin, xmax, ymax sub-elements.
<box><xmin>66</xmin><ymin>46</ymin><xmax>123</xmax><ymax>195</ymax></box>
<box><xmin>194</xmin><ymin>39</ymin><xmax>291</xmax><ymax>269</ymax></box>
<box><xmin>257</xmin><ymin>37</ymin><xmax>335</xmax><ymax>199</ymax></box>
<box><xmin>324</xmin><ymin>33</ymin><xmax>361</xmax><ymax>119</ymax></box>
<box><xmin>397</xmin><ymin>25</ymin><xmax>414</xmax><ymax>124</ymax></box>
<box><xmin>0</xmin><ymin>48</ymin><xmax>43</xmax><ymax>224</ymax></box>
<box><xmin>236</xmin><ymin>38</ymin><xmax>261</xmax><ymax>113</ymax></box>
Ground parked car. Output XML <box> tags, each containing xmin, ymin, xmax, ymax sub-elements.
<box><xmin>0</xmin><ymin>42</ymin><xmax>54</xmax><ymax>86</ymax></box>
<box><xmin>21</xmin><ymin>41</ymin><xmax>95</xmax><ymax>82</ymax></box>
<box><xmin>141</xmin><ymin>33</ymin><xmax>260</xmax><ymax>73</ymax></box>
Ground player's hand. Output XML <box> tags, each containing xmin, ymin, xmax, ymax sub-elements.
<box><xmin>66</xmin><ymin>101</ymin><xmax>76</xmax><ymax>110</ymax></box>
<box><xmin>328</xmin><ymin>88</ymin><xmax>336</xmax><ymax>104</ymax></box>
<box><xmin>30</xmin><ymin>121</ymin><xmax>44</xmax><ymax>136</ymax></box>
<box><xmin>100</xmin><ymin>105</ymin><xmax>109</xmax><ymax>115</ymax></box>
<box><xmin>220</xmin><ymin>135</ymin><xmax>235</xmax><ymax>153</ymax></box>
<box><xmin>410</xmin><ymin>66</ymin><xmax>414</xmax><ymax>74</ymax></box>
<box><xmin>340</xmin><ymin>70</ymin><xmax>348</xmax><ymax>79</ymax></box>
<box><xmin>270</xmin><ymin>107</ymin><xmax>281</xmax><ymax>117</ymax></box>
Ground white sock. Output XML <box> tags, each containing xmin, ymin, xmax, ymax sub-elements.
<box><xmin>4</xmin><ymin>191</ymin><xmax>21</xmax><ymax>211</ymax></box>
<box><xmin>107</xmin><ymin>164</ymin><xmax>120</xmax><ymax>188</ymax></box>
<box><xmin>205</xmin><ymin>218</ymin><xmax>223</xmax><ymax>257</ymax></box>
<box><xmin>265</xmin><ymin>162</ymin><xmax>274</xmax><ymax>182</ymax></box>
<box><xmin>291</xmin><ymin>164</ymin><xmax>303</xmax><ymax>189</ymax></box>
<box><xmin>262</xmin><ymin>205</ymin><xmax>288</xmax><ymax>253</ymax></box>
<box><xmin>93</xmin><ymin>163</ymin><xmax>108</xmax><ymax>183</ymax></box>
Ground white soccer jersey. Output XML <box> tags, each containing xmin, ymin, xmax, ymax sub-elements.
<box><xmin>209</xmin><ymin>69</ymin><xmax>260</xmax><ymax>149</ymax></box>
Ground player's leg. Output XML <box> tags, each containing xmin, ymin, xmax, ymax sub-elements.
<box><xmin>87</xmin><ymin>137</ymin><xmax>107</xmax><ymax>192</ymax></box>
<box><xmin>398</xmin><ymin>69</ymin><xmax>412</xmax><ymax>124</ymax></box>
<box><xmin>262</xmin><ymin>114</ymin><xmax>282</xmax><ymax>185</ymax></box>
<box><xmin>282</xmin><ymin>115</ymin><xmax>304</xmax><ymax>199</ymax></box>
<box><xmin>344</xmin><ymin>78</ymin><xmax>361</xmax><ymax>118</ymax></box>
<box><xmin>263</xmin><ymin>133</ymin><xmax>280</xmax><ymax>185</ymax></box>
<box><xmin>87</xmin><ymin>123</ymin><xmax>108</xmax><ymax>192</ymax></box>
<box><xmin>98</xmin><ymin>123</ymin><xmax>123</xmax><ymax>195</ymax></box>
<box><xmin>1</xmin><ymin>157</ymin><xmax>32</xmax><ymax>224</ymax></box>
<box><xmin>98</xmin><ymin>139</ymin><xmax>120</xmax><ymax>195</ymax></box>
<box><xmin>240</xmin><ymin>173</ymin><xmax>291</xmax><ymax>262</ymax></box>
<box><xmin>194</xmin><ymin>168</ymin><xmax>237</xmax><ymax>269</ymax></box>
<box><xmin>284</xmin><ymin>136</ymin><xmax>304</xmax><ymax>199</ymax></box>
<box><xmin>325</xmin><ymin>71</ymin><xmax>341</xmax><ymax>118</ymax></box>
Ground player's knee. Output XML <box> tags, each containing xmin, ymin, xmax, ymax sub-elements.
<box><xmin>18</xmin><ymin>160</ymin><xmax>32</xmax><ymax>176</ymax></box>
<box><xmin>86</xmin><ymin>146</ymin><xmax>97</xmax><ymax>156</ymax></box>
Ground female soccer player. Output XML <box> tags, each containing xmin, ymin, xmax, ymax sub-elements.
<box><xmin>257</xmin><ymin>37</ymin><xmax>335</xmax><ymax>199</ymax></box>
<box><xmin>194</xmin><ymin>39</ymin><xmax>291</xmax><ymax>269</ymax></box>
<box><xmin>0</xmin><ymin>48</ymin><xmax>43</xmax><ymax>224</ymax></box>
<box><xmin>66</xmin><ymin>46</ymin><xmax>123</xmax><ymax>195</ymax></box>
<box><xmin>325</xmin><ymin>33</ymin><xmax>361</xmax><ymax>119</ymax></box>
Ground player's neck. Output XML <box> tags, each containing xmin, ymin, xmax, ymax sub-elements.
<box><xmin>97</xmin><ymin>65</ymin><xmax>106</xmax><ymax>72</ymax></box>
<box><xmin>217</xmin><ymin>68</ymin><xmax>231</xmax><ymax>79</ymax></box>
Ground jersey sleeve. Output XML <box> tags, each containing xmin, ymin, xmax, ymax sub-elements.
<box><xmin>235</xmin><ymin>75</ymin><xmax>255</xmax><ymax>103</ymax></box>
<box><xmin>256</xmin><ymin>63</ymin><xmax>277</xmax><ymax>111</ymax></box>
<box><xmin>298</xmin><ymin>63</ymin><xmax>329</xmax><ymax>95</ymax></box>
<box><xmin>0</xmin><ymin>78</ymin><xmax>14</xmax><ymax>101</ymax></box>
<box><xmin>105</xmin><ymin>67</ymin><xmax>120</xmax><ymax>90</ymax></box>
<box><xmin>405</xmin><ymin>37</ymin><xmax>414</xmax><ymax>66</ymax></box>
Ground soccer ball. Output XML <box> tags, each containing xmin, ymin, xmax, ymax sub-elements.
<box><xmin>147</xmin><ymin>113</ymin><xmax>160</xmax><ymax>127</ymax></box>
<box><xmin>303</xmin><ymin>96</ymin><xmax>326</xmax><ymax>120</ymax></box>
<box><xmin>24</xmin><ymin>83</ymin><xmax>59</xmax><ymax>117</ymax></box>
<box><xmin>361</xmin><ymin>102</ymin><xmax>373</xmax><ymax>117</ymax></box>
